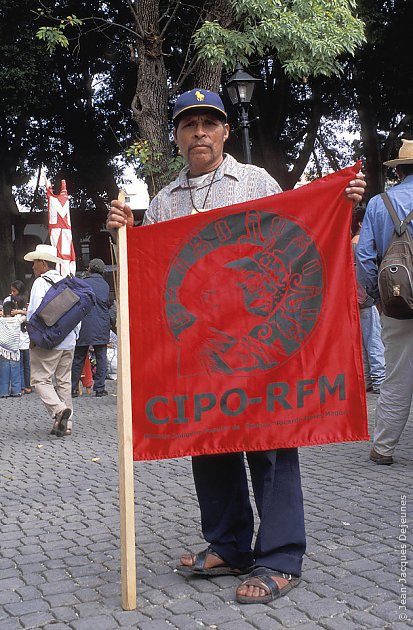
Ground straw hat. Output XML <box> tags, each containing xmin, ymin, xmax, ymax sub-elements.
<box><xmin>383</xmin><ymin>139</ymin><xmax>413</xmax><ymax>166</ymax></box>
<box><xmin>24</xmin><ymin>244</ymin><xmax>62</xmax><ymax>264</ymax></box>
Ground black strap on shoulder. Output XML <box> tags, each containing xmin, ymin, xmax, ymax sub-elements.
<box><xmin>43</xmin><ymin>275</ymin><xmax>57</xmax><ymax>288</ymax></box>
<box><xmin>381</xmin><ymin>192</ymin><xmax>413</xmax><ymax>236</ymax></box>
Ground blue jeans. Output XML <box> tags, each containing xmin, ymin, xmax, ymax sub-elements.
<box><xmin>360</xmin><ymin>306</ymin><xmax>386</xmax><ymax>392</ymax></box>
<box><xmin>0</xmin><ymin>356</ymin><xmax>21</xmax><ymax>396</ymax></box>
<box><xmin>20</xmin><ymin>349</ymin><xmax>31</xmax><ymax>389</ymax></box>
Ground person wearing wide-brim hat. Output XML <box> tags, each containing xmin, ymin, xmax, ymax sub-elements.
<box><xmin>357</xmin><ymin>137</ymin><xmax>413</xmax><ymax>466</ymax></box>
<box><xmin>23</xmin><ymin>244</ymin><xmax>63</xmax><ymax>265</ymax></box>
<box><xmin>383</xmin><ymin>138</ymin><xmax>413</xmax><ymax>167</ymax></box>
<box><xmin>24</xmin><ymin>243</ymin><xmax>80</xmax><ymax>438</ymax></box>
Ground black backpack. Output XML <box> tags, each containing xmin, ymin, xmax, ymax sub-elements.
<box><xmin>378</xmin><ymin>192</ymin><xmax>413</xmax><ymax>319</ymax></box>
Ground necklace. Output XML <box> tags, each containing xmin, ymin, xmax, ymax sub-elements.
<box><xmin>187</xmin><ymin>167</ymin><xmax>219</xmax><ymax>213</ymax></box>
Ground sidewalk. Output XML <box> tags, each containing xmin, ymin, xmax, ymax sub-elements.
<box><xmin>0</xmin><ymin>383</ymin><xmax>411</xmax><ymax>629</ymax></box>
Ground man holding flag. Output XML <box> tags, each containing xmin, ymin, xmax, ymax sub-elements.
<box><xmin>107</xmin><ymin>89</ymin><xmax>366</xmax><ymax>604</ymax></box>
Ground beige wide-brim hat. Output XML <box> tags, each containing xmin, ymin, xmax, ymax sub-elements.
<box><xmin>24</xmin><ymin>244</ymin><xmax>63</xmax><ymax>264</ymax></box>
<box><xmin>383</xmin><ymin>139</ymin><xmax>413</xmax><ymax>166</ymax></box>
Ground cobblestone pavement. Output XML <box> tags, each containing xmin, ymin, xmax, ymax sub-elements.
<box><xmin>0</xmin><ymin>382</ymin><xmax>412</xmax><ymax>629</ymax></box>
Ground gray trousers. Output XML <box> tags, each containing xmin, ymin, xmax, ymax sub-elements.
<box><xmin>373</xmin><ymin>315</ymin><xmax>413</xmax><ymax>455</ymax></box>
<box><xmin>30</xmin><ymin>346</ymin><xmax>74</xmax><ymax>420</ymax></box>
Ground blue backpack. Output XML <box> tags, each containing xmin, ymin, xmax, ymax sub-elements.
<box><xmin>27</xmin><ymin>275</ymin><xmax>96</xmax><ymax>349</ymax></box>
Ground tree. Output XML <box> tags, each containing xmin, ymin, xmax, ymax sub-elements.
<box><xmin>39</xmin><ymin>0</ymin><xmax>365</xmax><ymax>194</ymax></box>
<box><xmin>0</xmin><ymin>0</ymin><xmax>62</xmax><ymax>295</ymax></box>
<box><xmin>0</xmin><ymin>0</ymin><xmax>136</xmax><ymax>295</ymax></box>
<box><xmin>193</xmin><ymin>0</ymin><xmax>365</xmax><ymax>188</ymax></box>
<box><xmin>28</xmin><ymin>1</ymin><xmax>413</xmax><ymax>204</ymax></box>
<box><xmin>351</xmin><ymin>0</ymin><xmax>413</xmax><ymax>197</ymax></box>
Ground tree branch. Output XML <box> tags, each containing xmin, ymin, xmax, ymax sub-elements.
<box><xmin>383</xmin><ymin>114</ymin><xmax>413</xmax><ymax>158</ymax></box>
<box><xmin>126</xmin><ymin>0</ymin><xmax>144</xmax><ymax>38</ymax></box>
<box><xmin>160</xmin><ymin>0</ymin><xmax>181</xmax><ymax>38</ymax></box>
<box><xmin>316</xmin><ymin>133</ymin><xmax>340</xmax><ymax>171</ymax></box>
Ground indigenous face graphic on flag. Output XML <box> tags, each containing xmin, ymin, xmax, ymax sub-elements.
<box><xmin>165</xmin><ymin>210</ymin><xmax>323</xmax><ymax>376</ymax></box>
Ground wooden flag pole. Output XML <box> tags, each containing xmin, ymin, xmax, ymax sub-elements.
<box><xmin>116</xmin><ymin>191</ymin><xmax>137</xmax><ymax>610</ymax></box>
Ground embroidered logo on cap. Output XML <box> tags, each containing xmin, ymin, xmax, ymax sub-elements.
<box><xmin>195</xmin><ymin>90</ymin><xmax>205</xmax><ymax>102</ymax></box>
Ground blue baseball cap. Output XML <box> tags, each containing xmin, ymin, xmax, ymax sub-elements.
<box><xmin>172</xmin><ymin>89</ymin><xmax>227</xmax><ymax>124</ymax></box>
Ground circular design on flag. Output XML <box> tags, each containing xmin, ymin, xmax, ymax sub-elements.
<box><xmin>165</xmin><ymin>209</ymin><xmax>324</xmax><ymax>375</ymax></box>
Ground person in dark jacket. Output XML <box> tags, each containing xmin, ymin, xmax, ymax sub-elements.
<box><xmin>71</xmin><ymin>259</ymin><xmax>111</xmax><ymax>397</ymax></box>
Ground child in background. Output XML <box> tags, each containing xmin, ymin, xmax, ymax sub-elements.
<box><xmin>13</xmin><ymin>295</ymin><xmax>31</xmax><ymax>393</ymax></box>
<box><xmin>1</xmin><ymin>280</ymin><xmax>26</xmax><ymax>312</ymax></box>
<box><xmin>0</xmin><ymin>301</ymin><xmax>21</xmax><ymax>397</ymax></box>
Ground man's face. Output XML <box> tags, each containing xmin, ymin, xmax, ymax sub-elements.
<box><xmin>174</xmin><ymin>112</ymin><xmax>229</xmax><ymax>176</ymax></box>
<box><xmin>195</xmin><ymin>269</ymin><xmax>268</xmax><ymax>338</ymax></box>
<box><xmin>32</xmin><ymin>259</ymin><xmax>48</xmax><ymax>277</ymax></box>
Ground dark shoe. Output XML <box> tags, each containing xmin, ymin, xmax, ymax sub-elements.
<box><xmin>95</xmin><ymin>390</ymin><xmax>108</xmax><ymax>397</ymax></box>
<box><xmin>55</xmin><ymin>408</ymin><xmax>72</xmax><ymax>437</ymax></box>
<box><xmin>71</xmin><ymin>390</ymin><xmax>79</xmax><ymax>398</ymax></box>
<box><xmin>236</xmin><ymin>567</ymin><xmax>301</xmax><ymax>604</ymax></box>
<box><xmin>176</xmin><ymin>547</ymin><xmax>253</xmax><ymax>577</ymax></box>
<box><xmin>370</xmin><ymin>447</ymin><xmax>393</xmax><ymax>465</ymax></box>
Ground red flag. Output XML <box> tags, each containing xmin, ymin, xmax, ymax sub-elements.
<box><xmin>47</xmin><ymin>179</ymin><xmax>76</xmax><ymax>275</ymax></box>
<box><xmin>126</xmin><ymin>164</ymin><xmax>369</xmax><ymax>461</ymax></box>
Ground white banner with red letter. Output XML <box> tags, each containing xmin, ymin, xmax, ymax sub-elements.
<box><xmin>46</xmin><ymin>179</ymin><xmax>76</xmax><ymax>276</ymax></box>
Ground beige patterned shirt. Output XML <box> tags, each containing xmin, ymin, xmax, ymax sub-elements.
<box><xmin>142</xmin><ymin>153</ymin><xmax>282</xmax><ymax>225</ymax></box>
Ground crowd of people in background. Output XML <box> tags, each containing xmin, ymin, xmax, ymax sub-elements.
<box><xmin>0</xmin><ymin>260</ymin><xmax>118</xmax><ymax>415</ymax></box>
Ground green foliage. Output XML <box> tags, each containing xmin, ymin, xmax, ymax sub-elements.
<box><xmin>194</xmin><ymin>0</ymin><xmax>365</xmax><ymax>78</ymax></box>
<box><xmin>126</xmin><ymin>140</ymin><xmax>185</xmax><ymax>191</ymax></box>
<box><xmin>36</xmin><ymin>15</ymin><xmax>83</xmax><ymax>53</ymax></box>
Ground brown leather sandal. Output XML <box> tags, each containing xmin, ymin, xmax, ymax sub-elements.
<box><xmin>176</xmin><ymin>547</ymin><xmax>253</xmax><ymax>577</ymax></box>
<box><xmin>236</xmin><ymin>567</ymin><xmax>301</xmax><ymax>604</ymax></box>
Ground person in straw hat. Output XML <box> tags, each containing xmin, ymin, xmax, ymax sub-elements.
<box><xmin>24</xmin><ymin>244</ymin><xmax>80</xmax><ymax>437</ymax></box>
<box><xmin>357</xmin><ymin>138</ymin><xmax>413</xmax><ymax>465</ymax></box>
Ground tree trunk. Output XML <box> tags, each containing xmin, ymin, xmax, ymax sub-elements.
<box><xmin>195</xmin><ymin>0</ymin><xmax>233</xmax><ymax>91</ymax></box>
<box><xmin>355</xmin><ymin>103</ymin><xmax>383</xmax><ymax>199</ymax></box>
<box><xmin>130</xmin><ymin>0</ymin><xmax>171</xmax><ymax>198</ymax></box>
<box><xmin>254</xmin><ymin>71</ymin><xmax>323</xmax><ymax>190</ymax></box>
<box><xmin>0</xmin><ymin>172</ymin><xmax>19</xmax><ymax>297</ymax></box>
<box><xmin>195</xmin><ymin>61</ymin><xmax>222</xmax><ymax>92</ymax></box>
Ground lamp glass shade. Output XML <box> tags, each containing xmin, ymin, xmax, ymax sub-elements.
<box><xmin>225</xmin><ymin>65</ymin><xmax>257</xmax><ymax>106</ymax></box>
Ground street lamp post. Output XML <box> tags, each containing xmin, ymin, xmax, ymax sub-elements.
<box><xmin>225</xmin><ymin>63</ymin><xmax>259</xmax><ymax>164</ymax></box>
